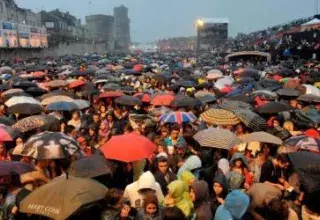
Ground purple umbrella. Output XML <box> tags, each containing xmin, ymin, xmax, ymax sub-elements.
<box><xmin>0</xmin><ymin>161</ymin><xmax>34</xmax><ymax>176</ymax></box>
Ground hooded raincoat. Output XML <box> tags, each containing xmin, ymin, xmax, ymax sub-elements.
<box><xmin>191</xmin><ymin>180</ymin><xmax>213</xmax><ymax>220</ymax></box>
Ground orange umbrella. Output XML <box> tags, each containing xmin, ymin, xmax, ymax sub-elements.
<box><xmin>99</xmin><ymin>91</ymin><xmax>124</xmax><ymax>98</ymax></box>
<box><xmin>133</xmin><ymin>64</ymin><xmax>143</xmax><ymax>72</ymax></box>
<box><xmin>151</xmin><ymin>94</ymin><xmax>175</xmax><ymax>106</ymax></box>
<box><xmin>69</xmin><ymin>80</ymin><xmax>85</xmax><ymax>89</ymax></box>
<box><xmin>133</xmin><ymin>93</ymin><xmax>151</xmax><ymax>103</ymax></box>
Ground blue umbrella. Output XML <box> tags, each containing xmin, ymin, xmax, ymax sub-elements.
<box><xmin>160</xmin><ymin>111</ymin><xmax>197</xmax><ymax>124</ymax></box>
<box><xmin>46</xmin><ymin>101</ymin><xmax>79</xmax><ymax>111</ymax></box>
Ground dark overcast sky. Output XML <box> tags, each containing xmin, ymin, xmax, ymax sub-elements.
<box><xmin>15</xmin><ymin>0</ymin><xmax>316</xmax><ymax>42</ymax></box>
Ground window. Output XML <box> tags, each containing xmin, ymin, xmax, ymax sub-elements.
<box><xmin>0</xmin><ymin>2</ymin><xmax>3</xmax><ymax>13</ymax></box>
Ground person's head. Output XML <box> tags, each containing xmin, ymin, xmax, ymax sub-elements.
<box><xmin>273</xmin><ymin>119</ymin><xmax>280</xmax><ymax>128</ymax></box>
<box><xmin>77</xmin><ymin>136</ymin><xmax>87</xmax><ymax>148</ymax></box>
<box><xmin>274</xmin><ymin>154</ymin><xmax>289</xmax><ymax>169</ymax></box>
<box><xmin>104</xmin><ymin>188</ymin><xmax>125</xmax><ymax>209</ymax></box>
<box><xmin>156</xmin><ymin>156</ymin><xmax>168</xmax><ymax>174</ymax></box>
<box><xmin>36</xmin><ymin>159</ymin><xmax>50</xmax><ymax>169</ymax></box>
<box><xmin>161</xmin><ymin>127</ymin><xmax>169</xmax><ymax>138</ymax></box>
<box><xmin>143</xmin><ymin>192</ymin><xmax>159</xmax><ymax>216</ymax></box>
<box><xmin>170</xmin><ymin>124</ymin><xmax>181</xmax><ymax>140</ymax></box>
<box><xmin>100</xmin><ymin>121</ymin><xmax>107</xmax><ymax>131</ymax></box>
<box><xmin>93</xmin><ymin>114</ymin><xmax>100</xmax><ymax>124</ymax></box>
<box><xmin>175</xmin><ymin>141</ymin><xmax>187</xmax><ymax>156</ymax></box>
<box><xmin>163</xmin><ymin>207</ymin><xmax>187</xmax><ymax>220</ymax></box>
<box><xmin>235</xmin><ymin>124</ymin><xmax>244</xmax><ymax>134</ymax></box>
<box><xmin>156</xmin><ymin>139</ymin><xmax>167</xmax><ymax>154</ymax></box>
<box><xmin>213</xmin><ymin>181</ymin><xmax>224</xmax><ymax>196</ymax></box>
<box><xmin>100</xmin><ymin>105</ymin><xmax>106</xmax><ymax>113</ymax></box>
<box><xmin>72</xmin><ymin>111</ymin><xmax>80</xmax><ymax>120</ymax></box>
<box><xmin>234</xmin><ymin>159</ymin><xmax>243</xmax><ymax>168</ymax></box>
<box><xmin>88</xmin><ymin>126</ymin><xmax>96</xmax><ymax>136</ymax></box>
<box><xmin>266</xmin><ymin>198</ymin><xmax>289</xmax><ymax>220</ymax></box>
<box><xmin>289</xmin><ymin>99</ymin><xmax>298</xmax><ymax>108</ymax></box>
<box><xmin>0</xmin><ymin>142</ymin><xmax>6</xmax><ymax>155</ymax></box>
<box><xmin>262</xmin><ymin>144</ymin><xmax>271</xmax><ymax>156</ymax></box>
<box><xmin>107</xmin><ymin>114</ymin><xmax>113</xmax><ymax>122</ymax></box>
<box><xmin>124</xmin><ymin>124</ymin><xmax>133</xmax><ymax>134</ymax></box>
<box><xmin>65</xmin><ymin>125</ymin><xmax>76</xmax><ymax>136</ymax></box>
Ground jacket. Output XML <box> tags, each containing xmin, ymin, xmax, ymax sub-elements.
<box><xmin>211</xmin><ymin>172</ymin><xmax>229</xmax><ymax>216</ymax></box>
<box><xmin>177</xmin><ymin>155</ymin><xmax>202</xmax><ymax>177</ymax></box>
<box><xmin>123</xmin><ymin>171</ymin><xmax>164</xmax><ymax>208</ymax></box>
<box><xmin>135</xmin><ymin>207</ymin><xmax>163</xmax><ymax>220</ymax></box>
<box><xmin>191</xmin><ymin>180</ymin><xmax>213</xmax><ymax>220</ymax></box>
<box><xmin>154</xmin><ymin>170</ymin><xmax>176</xmax><ymax>196</ymax></box>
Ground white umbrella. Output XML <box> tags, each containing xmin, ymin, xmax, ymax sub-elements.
<box><xmin>73</xmin><ymin>99</ymin><xmax>90</xmax><ymax>110</ymax></box>
<box><xmin>41</xmin><ymin>96</ymin><xmax>74</xmax><ymax>106</ymax></box>
<box><xmin>5</xmin><ymin>96</ymin><xmax>40</xmax><ymax>107</ymax></box>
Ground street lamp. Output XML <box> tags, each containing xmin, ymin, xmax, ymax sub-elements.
<box><xmin>196</xmin><ymin>19</ymin><xmax>204</xmax><ymax>55</ymax></box>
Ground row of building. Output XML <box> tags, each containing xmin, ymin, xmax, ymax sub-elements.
<box><xmin>0</xmin><ymin>0</ymin><xmax>131</xmax><ymax>51</ymax></box>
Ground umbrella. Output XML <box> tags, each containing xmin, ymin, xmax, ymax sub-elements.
<box><xmin>256</xmin><ymin>102</ymin><xmax>292</xmax><ymax>114</ymax></box>
<box><xmin>99</xmin><ymin>91</ymin><xmax>124</xmax><ymax>98</ymax></box>
<box><xmin>69</xmin><ymin>80</ymin><xmax>85</xmax><ymax>89</ymax></box>
<box><xmin>0</xmin><ymin>125</ymin><xmax>14</xmax><ymax>141</ymax></box>
<box><xmin>46</xmin><ymin>80</ymin><xmax>69</xmax><ymax>88</ymax></box>
<box><xmin>0</xmin><ymin>84</ymin><xmax>11</xmax><ymax>92</ymax></box>
<box><xmin>12</xmin><ymin>115</ymin><xmax>48</xmax><ymax>133</ymax></box>
<box><xmin>194</xmin><ymin>91</ymin><xmax>216</xmax><ymax>103</ymax></box>
<box><xmin>206</xmin><ymin>69</ymin><xmax>223</xmax><ymax>80</ymax></box>
<box><xmin>287</xmin><ymin>152</ymin><xmax>320</xmax><ymax>194</ymax></box>
<box><xmin>100</xmin><ymin>134</ymin><xmax>156</xmax><ymax>162</ymax></box>
<box><xmin>176</xmin><ymin>80</ymin><xmax>197</xmax><ymax>88</ymax></box>
<box><xmin>0</xmin><ymin>66</ymin><xmax>13</xmax><ymax>74</ymax></box>
<box><xmin>5</xmin><ymin>96</ymin><xmax>40</xmax><ymax>107</ymax></box>
<box><xmin>73</xmin><ymin>99</ymin><xmax>90</xmax><ymax>110</ymax></box>
<box><xmin>22</xmin><ymin>131</ymin><xmax>82</xmax><ymax>160</ymax></box>
<box><xmin>41</xmin><ymin>96</ymin><xmax>74</xmax><ymax>106</ymax></box>
<box><xmin>114</xmin><ymin>95</ymin><xmax>142</xmax><ymax>106</ymax></box>
<box><xmin>153</xmin><ymin>74</ymin><xmax>171</xmax><ymax>83</ymax></box>
<box><xmin>159</xmin><ymin>111</ymin><xmax>197</xmax><ymax>124</ymax></box>
<box><xmin>0</xmin><ymin>116</ymin><xmax>14</xmax><ymax>126</ymax></box>
<box><xmin>20</xmin><ymin>175</ymin><xmax>107</xmax><ymax>220</ymax></box>
<box><xmin>12</xmin><ymin>81</ymin><xmax>37</xmax><ymax>89</ymax></box>
<box><xmin>227</xmin><ymin>94</ymin><xmax>251</xmax><ymax>103</ymax></box>
<box><xmin>193</xmin><ymin>127</ymin><xmax>241</xmax><ymax>149</ymax></box>
<box><xmin>46</xmin><ymin>101</ymin><xmax>79</xmax><ymax>111</ymax></box>
<box><xmin>298</xmin><ymin>94</ymin><xmax>320</xmax><ymax>103</ymax></box>
<box><xmin>251</xmin><ymin>90</ymin><xmax>278</xmax><ymax>100</ymax></box>
<box><xmin>170</xmin><ymin>96</ymin><xmax>202</xmax><ymax>108</ymax></box>
<box><xmin>8</xmin><ymin>103</ymin><xmax>42</xmax><ymax>115</ymax></box>
<box><xmin>25</xmin><ymin>87</ymin><xmax>47</xmax><ymax>96</ymax></box>
<box><xmin>151</xmin><ymin>94</ymin><xmax>175</xmax><ymax>106</ymax></box>
<box><xmin>102</xmin><ymin>83</ymin><xmax>122</xmax><ymax>90</ymax></box>
<box><xmin>284</xmin><ymin>135</ymin><xmax>320</xmax><ymax>153</ymax></box>
<box><xmin>200</xmin><ymin>109</ymin><xmax>241</xmax><ymax>126</ymax></box>
<box><xmin>219</xmin><ymin>99</ymin><xmax>253</xmax><ymax>112</ymax></box>
<box><xmin>68</xmin><ymin>154</ymin><xmax>112</xmax><ymax>178</ymax></box>
<box><xmin>233</xmin><ymin>109</ymin><xmax>267</xmax><ymax>132</ymax></box>
<box><xmin>149</xmin><ymin>106</ymin><xmax>172</xmax><ymax>116</ymax></box>
<box><xmin>0</xmin><ymin>161</ymin><xmax>34</xmax><ymax>176</ymax></box>
<box><xmin>40</xmin><ymin>91</ymin><xmax>75</xmax><ymax>100</ymax></box>
<box><xmin>240</xmin><ymin>132</ymin><xmax>283</xmax><ymax>145</ymax></box>
<box><xmin>276</xmin><ymin>88</ymin><xmax>301</xmax><ymax>97</ymax></box>
<box><xmin>1</xmin><ymin>88</ymin><xmax>25</xmax><ymax>99</ymax></box>
<box><xmin>133</xmin><ymin>93</ymin><xmax>151</xmax><ymax>103</ymax></box>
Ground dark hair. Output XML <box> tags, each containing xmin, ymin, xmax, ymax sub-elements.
<box><xmin>65</xmin><ymin>125</ymin><xmax>75</xmax><ymax>134</ymax></box>
<box><xmin>267</xmin><ymin>198</ymin><xmax>289</xmax><ymax>219</ymax></box>
<box><xmin>0</xmin><ymin>185</ymin><xmax>8</xmax><ymax>198</ymax></box>
<box><xmin>55</xmin><ymin>159</ymin><xmax>71</xmax><ymax>172</ymax></box>
<box><xmin>275</xmin><ymin>154</ymin><xmax>289</xmax><ymax>164</ymax></box>
<box><xmin>163</xmin><ymin>207</ymin><xmax>187</xmax><ymax>220</ymax></box>
<box><xmin>104</xmin><ymin>188</ymin><xmax>124</xmax><ymax>207</ymax></box>
<box><xmin>170</xmin><ymin>123</ymin><xmax>181</xmax><ymax>132</ymax></box>
<box><xmin>143</xmin><ymin>192</ymin><xmax>159</xmax><ymax>212</ymax></box>
<box><xmin>9</xmin><ymin>172</ymin><xmax>22</xmax><ymax>187</ymax></box>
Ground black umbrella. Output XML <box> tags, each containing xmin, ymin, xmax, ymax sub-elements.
<box><xmin>239</xmin><ymin>67</ymin><xmax>260</xmax><ymax>80</ymax></box>
<box><xmin>0</xmin><ymin>116</ymin><xmax>14</xmax><ymax>126</ymax></box>
<box><xmin>170</xmin><ymin>96</ymin><xmax>202</xmax><ymax>108</ymax></box>
<box><xmin>227</xmin><ymin>94</ymin><xmax>251</xmax><ymax>103</ymax></box>
<box><xmin>25</xmin><ymin>87</ymin><xmax>47</xmax><ymax>97</ymax></box>
<box><xmin>153</xmin><ymin>74</ymin><xmax>171</xmax><ymax>83</ymax></box>
<box><xmin>176</xmin><ymin>80</ymin><xmax>197</xmax><ymax>88</ymax></box>
<box><xmin>68</xmin><ymin>154</ymin><xmax>112</xmax><ymax>178</ymax></box>
<box><xmin>276</xmin><ymin>88</ymin><xmax>301</xmax><ymax>97</ymax></box>
<box><xmin>102</xmin><ymin>83</ymin><xmax>122</xmax><ymax>90</ymax></box>
<box><xmin>8</xmin><ymin>103</ymin><xmax>43</xmax><ymax>115</ymax></box>
<box><xmin>256</xmin><ymin>102</ymin><xmax>293</xmax><ymax>114</ymax></box>
<box><xmin>0</xmin><ymin>84</ymin><xmax>11</xmax><ymax>92</ymax></box>
<box><xmin>0</xmin><ymin>161</ymin><xmax>34</xmax><ymax>176</ymax></box>
<box><xmin>12</xmin><ymin>81</ymin><xmax>37</xmax><ymax>89</ymax></box>
<box><xmin>114</xmin><ymin>95</ymin><xmax>142</xmax><ymax>106</ymax></box>
<box><xmin>298</xmin><ymin>94</ymin><xmax>320</xmax><ymax>103</ymax></box>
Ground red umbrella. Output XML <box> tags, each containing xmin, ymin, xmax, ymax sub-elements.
<box><xmin>100</xmin><ymin>134</ymin><xmax>156</xmax><ymax>162</ymax></box>
<box><xmin>0</xmin><ymin>126</ymin><xmax>13</xmax><ymax>141</ymax></box>
<box><xmin>69</xmin><ymin>80</ymin><xmax>85</xmax><ymax>89</ymax></box>
<box><xmin>133</xmin><ymin>93</ymin><xmax>151</xmax><ymax>103</ymax></box>
<box><xmin>133</xmin><ymin>64</ymin><xmax>143</xmax><ymax>72</ymax></box>
<box><xmin>151</xmin><ymin>94</ymin><xmax>175</xmax><ymax>106</ymax></box>
<box><xmin>100</xmin><ymin>91</ymin><xmax>124</xmax><ymax>98</ymax></box>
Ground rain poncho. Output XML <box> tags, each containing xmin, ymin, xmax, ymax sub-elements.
<box><xmin>191</xmin><ymin>180</ymin><xmax>213</xmax><ymax>220</ymax></box>
<box><xmin>178</xmin><ymin>171</ymin><xmax>195</xmax><ymax>211</ymax></box>
<box><xmin>177</xmin><ymin>155</ymin><xmax>202</xmax><ymax>177</ymax></box>
<box><xmin>214</xmin><ymin>190</ymin><xmax>250</xmax><ymax>220</ymax></box>
<box><xmin>165</xmin><ymin>180</ymin><xmax>193</xmax><ymax>218</ymax></box>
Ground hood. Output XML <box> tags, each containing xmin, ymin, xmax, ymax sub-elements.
<box><xmin>230</xmin><ymin>152</ymin><xmax>249</xmax><ymax>168</ymax></box>
<box><xmin>191</xmin><ymin>180</ymin><xmax>209</xmax><ymax>208</ymax></box>
<box><xmin>215</xmin><ymin>190</ymin><xmax>249</xmax><ymax>220</ymax></box>
<box><xmin>179</xmin><ymin>171</ymin><xmax>196</xmax><ymax>188</ymax></box>
<box><xmin>218</xmin><ymin>158</ymin><xmax>230</xmax><ymax>176</ymax></box>
<box><xmin>177</xmin><ymin>155</ymin><xmax>202</xmax><ymax>177</ymax></box>
<box><xmin>137</xmin><ymin>171</ymin><xmax>157</xmax><ymax>191</ymax></box>
<box><xmin>200</xmin><ymin>149</ymin><xmax>215</xmax><ymax>167</ymax></box>
<box><xmin>213</xmin><ymin>172</ymin><xmax>228</xmax><ymax>192</ymax></box>
<box><xmin>167</xmin><ymin>180</ymin><xmax>186</xmax><ymax>200</ymax></box>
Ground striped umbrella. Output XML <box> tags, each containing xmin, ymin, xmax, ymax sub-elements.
<box><xmin>194</xmin><ymin>127</ymin><xmax>241</xmax><ymax>150</ymax></box>
<box><xmin>160</xmin><ymin>111</ymin><xmax>197</xmax><ymax>124</ymax></box>
<box><xmin>200</xmin><ymin>109</ymin><xmax>241</xmax><ymax>126</ymax></box>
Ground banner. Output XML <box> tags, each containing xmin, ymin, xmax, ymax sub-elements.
<box><xmin>39</xmin><ymin>28</ymin><xmax>48</xmax><ymax>48</ymax></box>
<box><xmin>30</xmin><ymin>27</ymin><xmax>41</xmax><ymax>48</ymax></box>
<box><xmin>1</xmin><ymin>21</ymin><xmax>18</xmax><ymax>48</ymax></box>
<box><xmin>18</xmin><ymin>24</ymin><xmax>30</xmax><ymax>48</ymax></box>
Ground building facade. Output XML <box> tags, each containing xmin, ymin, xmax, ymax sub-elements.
<box><xmin>85</xmin><ymin>14</ymin><xmax>114</xmax><ymax>51</ymax></box>
<box><xmin>113</xmin><ymin>5</ymin><xmax>130</xmax><ymax>51</ymax></box>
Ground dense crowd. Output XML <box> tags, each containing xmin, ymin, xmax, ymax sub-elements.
<box><xmin>0</xmin><ymin>53</ymin><xmax>319</xmax><ymax>220</ymax></box>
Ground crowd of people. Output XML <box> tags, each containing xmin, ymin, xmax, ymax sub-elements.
<box><xmin>0</xmin><ymin>52</ymin><xmax>319</xmax><ymax>220</ymax></box>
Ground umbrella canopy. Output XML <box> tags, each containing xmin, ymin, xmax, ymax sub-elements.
<box><xmin>7</xmin><ymin>103</ymin><xmax>42</xmax><ymax>115</ymax></box>
<box><xmin>151</xmin><ymin>94</ymin><xmax>175</xmax><ymax>106</ymax></box>
<box><xmin>200</xmin><ymin>109</ymin><xmax>241</xmax><ymax>126</ymax></box>
<box><xmin>256</xmin><ymin>102</ymin><xmax>292</xmax><ymax>114</ymax></box>
<box><xmin>219</xmin><ymin>99</ymin><xmax>253</xmax><ymax>112</ymax></box>
<box><xmin>100</xmin><ymin>134</ymin><xmax>156</xmax><ymax>162</ymax></box>
<box><xmin>170</xmin><ymin>96</ymin><xmax>202</xmax><ymax>108</ymax></box>
<box><xmin>99</xmin><ymin>91</ymin><xmax>124</xmax><ymax>98</ymax></box>
<box><xmin>5</xmin><ymin>96</ymin><xmax>40</xmax><ymax>107</ymax></box>
<box><xmin>0</xmin><ymin>125</ymin><xmax>14</xmax><ymax>141</ymax></box>
<box><xmin>194</xmin><ymin>91</ymin><xmax>216</xmax><ymax>103</ymax></box>
<box><xmin>114</xmin><ymin>95</ymin><xmax>142</xmax><ymax>106</ymax></box>
<box><xmin>68</xmin><ymin>154</ymin><xmax>112</xmax><ymax>178</ymax></box>
<box><xmin>276</xmin><ymin>88</ymin><xmax>301</xmax><ymax>97</ymax></box>
<box><xmin>240</xmin><ymin>131</ymin><xmax>283</xmax><ymax>145</ymax></box>
<box><xmin>284</xmin><ymin>135</ymin><xmax>320</xmax><ymax>153</ymax></box>
<box><xmin>46</xmin><ymin>80</ymin><xmax>69</xmax><ymax>88</ymax></box>
<box><xmin>25</xmin><ymin>87</ymin><xmax>47</xmax><ymax>97</ymax></box>
<box><xmin>22</xmin><ymin>132</ymin><xmax>81</xmax><ymax>160</ymax></box>
<box><xmin>41</xmin><ymin>96</ymin><xmax>74</xmax><ymax>106</ymax></box>
<box><xmin>193</xmin><ymin>127</ymin><xmax>241</xmax><ymax>149</ymax></box>
<box><xmin>251</xmin><ymin>90</ymin><xmax>278</xmax><ymax>100</ymax></box>
<box><xmin>1</xmin><ymin>88</ymin><xmax>25</xmax><ymax>99</ymax></box>
<box><xmin>159</xmin><ymin>111</ymin><xmax>197</xmax><ymax>124</ymax></box>
<box><xmin>206</xmin><ymin>69</ymin><xmax>223</xmax><ymax>80</ymax></box>
<box><xmin>73</xmin><ymin>99</ymin><xmax>90</xmax><ymax>110</ymax></box>
<box><xmin>153</xmin><ymin>74</ymin><xmax>171</xmax><ymax>83</ymax></box>
<box><xmin>176</xmin><ymin>80</ymin><xmax>197</xmax><ymax>88</ymax></box>
<box><xmin>233</xmin><ymin>109</ymin><xmax>267</xmax><ymax>132</ymax></box>
<box><xmin>20</xmin><ymin>175</ymin><xmax>107</xmax><ymax>220</ymax></box>
<box><xmin>149</xmin><ymin>106</ymin><xmax>172</xmax><ymax>116</ymax></box>
<box><xmin>102</xmin><ymin>83</ymin><xmax>122</xmax><ymax>90</ymax></box>
<box><xmin>46</xmin><ymin>101</ymin><xmax>79</xmax><ymax>112</ymax></box>
<box><xmin>298</xmin><ymin>94</ymin><xmax>320</xmax><ymax>103</ymax></box>
<box><xmin>12</xmin><ymin>81</ymin><xmax>37</xmax><ymax>89</ymax></box>
<box><xmin>12</xmin><ymin>115</ymin><xmax>48</xmax><ymax>133</ymax></box>
<box><xmin>133</xmin><ymin>93</ymin><xmax>151</xmax><ymax>103</ymax></box>
<box><xmin>0</xmin><ymin>161</ymin><xmax>34</xmax><ymax>176</ymax></box>
<box><xmin>0</xmin><ymin>116</ymin><xmax>14</xmax><ymax>126</ymax></box>
<box><xmin>69</xmin><ymin>80</ymin><xmax>85</xmax><ymax>89</ymax></box>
